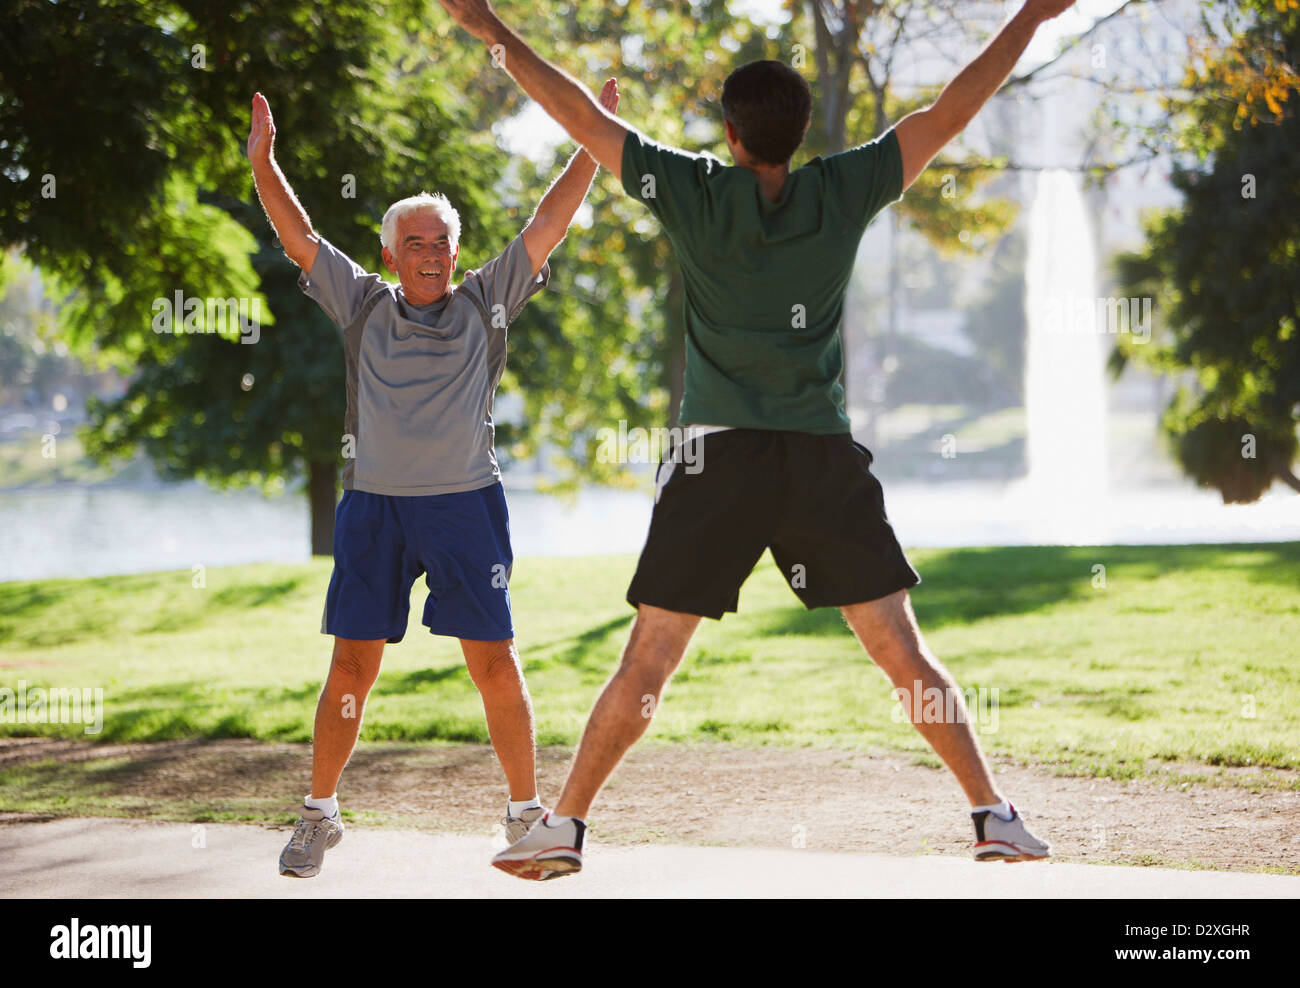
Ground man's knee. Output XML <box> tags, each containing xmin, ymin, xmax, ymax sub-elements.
<box><xmin>462</xmin><ymin>639</ymin><xmax>522</xmax><ymax>692</ymax></box>
<box><xmin>842</xmin><ymin>592</ymin><xmax>930</xmax><ymax>669</ymax></box>
<box><xmin>328</xmin><ymin>637</ymin><xmax>385</xmax><ymax>693</ymax></box>
<box><xmin>625</xmin><ymin>605</ymin><xmax>699</xmax><ymax>659</ymax></box>
<box><xmin>618</xmin><ymin>630</ymin><xmax>686</xmax><ymax>691</ymax></box>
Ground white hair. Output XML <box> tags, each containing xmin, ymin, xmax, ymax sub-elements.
<box><xmin>380</xmin><ymin>192</ymin><xmax>462</xmax><ymax>252</ymax></box>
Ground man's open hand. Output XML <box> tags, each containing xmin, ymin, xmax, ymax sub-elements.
<box><xmin>248</xmin><ymin>92</ymin><xmax>276</xmax><ymax>164</ymax></box>
<box><xmin>596</xmin><ymin>77</ymin><xmax>619</xmax><ymax>116</ymax></box>
<box><xmin>438</xmin><ymin>0</ymin><xmax>499</xmax><ymax>41</ymax></box>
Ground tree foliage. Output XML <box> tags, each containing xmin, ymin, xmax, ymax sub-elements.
<box><xmin>1113</xmin><ymin>0</ymin><xmax>1300</xmax><ymax>501</ymax></box>
<box><xmin>1</xmin><ymin>0</ymin><xmax>1169</xmax><ymax>554</ymax></box>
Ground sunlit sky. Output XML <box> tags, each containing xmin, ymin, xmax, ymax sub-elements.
<box><xmin>500</xmin><ymin>0</ymin><xmax>1131</xmax><ymax>158</ymax></box>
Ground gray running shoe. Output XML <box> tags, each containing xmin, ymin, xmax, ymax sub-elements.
<box><xmin>972</xmin><ymin>803</ymin><xmax>1051</xmax><ymax>862</ymax></box>
<box><xmin>279</xmin><ymin>806</ymin><xmax>344</xmax><ymax>878</ymax></box>
<box><xmin>503</xmin><ymin>805</ymin><xmax>547</xmax><ymax>845</ymax></box>
<box><xmin>492</xmin><ymin>811</ymin><xmax>585</xmax><ymax>881</ymax></box>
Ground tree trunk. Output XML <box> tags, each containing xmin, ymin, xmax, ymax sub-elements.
<box><xmin>1275</xmin><ymin>462</ymin><xmax>1300</xmax><ymax>494</ymax></box>
<box><xmin>309</xmin><ymin>460</ymin><xmax>338</xmax><ymax>557</ymax></box>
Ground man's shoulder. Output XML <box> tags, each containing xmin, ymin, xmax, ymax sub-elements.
<box><xmin>463</xmin><ymin>232</ymin><xmax>526</xmax><ymax>277</ymax></box>
<box><xmin>449</xmin><ymin>279</ymin><xmax>492</xmax><ymax>320</ymax></box>
<box><xmin>626</xmin><ymin>130</ymin><xmax>728</xmax><ymax>172</ymax></box>
<box><xmin>315</xmin><ymin>236</ymin><xmax>382</xmax><ymax>276</ymax></box>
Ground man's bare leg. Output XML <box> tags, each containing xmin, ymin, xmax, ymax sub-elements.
<box><xmin>310</xmin><ymin>636</ymin><xmax>385</xmax><ymax>799</ymax></box>
<box><xmin>554</xmin><ymin>605</ymin><xmax>701</xmax><ymax>819</ymax></box>
<box><xmin>841</xmin><ymin>589</ymin><xmax>1000</xmax><ymax>807</ymax></box>
<box><xmin>461</xmin><ymin>637</ymin><xmax>537</xmax><ymax>801</ymax></box>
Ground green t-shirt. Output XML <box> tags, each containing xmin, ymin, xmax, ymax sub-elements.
<box><xmin>621</xmin><ymin>127</ymin><xmax>903</xmax><ymax>434</ymax></box>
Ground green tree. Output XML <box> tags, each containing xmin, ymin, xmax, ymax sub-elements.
<box><xmin>2</xmin><ymin>0</ymin><xmax>509</xmax><ymax>552</ymax></box>
<box><xmin>1113</xmin><ymin>0</ymin><xmax>1300</xmax><ymax>501</ymax></box>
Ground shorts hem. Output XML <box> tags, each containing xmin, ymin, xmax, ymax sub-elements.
<box><xmin>425</xmin><ymin>623</ymin><xmax>515</xmax><ymax>642</ymax></box>
<box><xmin>323</xmin><ymin>625</ymin><xmax>407</xmax><ymax>644</ymax></box>
<box><xmin>626</xmin><ymin>591</ymin><xmax>731</xmax><ymax>622</ymax></box>
<box><xmin>794</xmin><ymin>572</ymin><xmax>921</xmax><ymax>610</ymax></box>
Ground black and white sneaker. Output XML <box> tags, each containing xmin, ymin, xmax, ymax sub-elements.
<box><xmin>491</xmin><ymin>811</ymin><xmax>585</xmax><ymax>881</ymax></box>
<box><xmin>972</xmin><ymin>803</ymin><xmax>1051</xmax><ymax>862</ymax></box>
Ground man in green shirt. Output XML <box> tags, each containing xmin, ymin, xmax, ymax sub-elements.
<box><xmin>440</xmin><ymin>0</ymin><xmax>1073</xmax><ymax>880</ymax></box>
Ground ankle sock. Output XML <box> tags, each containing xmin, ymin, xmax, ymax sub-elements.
<box><xmin>972</xmin><ymin>799</ymin><xmax>1014</xmax><ymax>822</ymax></box>
<box><xmin>545</xmin><ymin>812</ymin><xmax>585</xmax><ymax>827</ymax></box>
<box><xmin>508</xmin><ymin>796</ymin><xmax>542</xmax><ymax>817</ymax></box>
<box><xmin>305</xmin><ymin>793</ymin><xmax>338</xmax><ymax>818</ymax></box>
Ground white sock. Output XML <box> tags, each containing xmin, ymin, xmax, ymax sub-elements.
<box><xmin>972</xmin><ymin>799</ymin><xmax>1014</xmax><ymax>822</ymax></box>
<box><xmin>545</xmin><ymin>812</ymin><xmax>585</xmax><ymax>827</ymax></box>
<box><xmin>508</xmin><ymin>796</ymin><xmax>542</xmax><ymax>817</ymax></box>
<box><xmin>305</xmin><ymin>793</ymin><xmax>339</xmax><ymax>818</ymax></box>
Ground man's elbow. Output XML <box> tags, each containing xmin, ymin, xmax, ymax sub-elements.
<box><xmin>522</xmin><ymin>220</ymin><xmax>563</xmax><ymax>264</ymax></box>
<box><xmin>929</xmin><ymin>99</ymin><xmax>976</xmax><ymax>144</ymax></box>
<box><xmin>288</xmin><ymin>235</ymin><xmax>321</xmax><ymax>274</ymax></box>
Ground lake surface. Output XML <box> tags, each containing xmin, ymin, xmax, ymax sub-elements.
<box><xmin>1</xmin><ymin>477</ymin><xmax>1297</xmax><ymax>583</ymax></box>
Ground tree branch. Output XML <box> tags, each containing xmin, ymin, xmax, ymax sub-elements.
<box><xmin>999</xmin><ymin>0</ymin><xmax>1164</xmax><ymax>92</ymax></box>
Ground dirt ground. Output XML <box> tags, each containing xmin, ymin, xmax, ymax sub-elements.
<box><xmin>1</xmin><ymin>737</ymin><xmax>1297</xmax><ymax>873</ymax></box>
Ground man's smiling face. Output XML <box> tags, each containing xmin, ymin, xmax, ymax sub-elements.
<box><xmin>382</xmin><ymin>211</ymin><xmax>459</xmax><ymax>305</ymax></box>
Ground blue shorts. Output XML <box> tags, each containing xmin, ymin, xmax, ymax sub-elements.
<box><xmin>322</xmin><ymin>483</ymin><xmax>514</xmax><ymax>643</ymax></box>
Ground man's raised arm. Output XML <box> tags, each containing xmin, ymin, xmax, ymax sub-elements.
<box><xmin>437</xmin><ymin>0</ymin><xmax>631</xmax><ymax>182</ymax></box>
<box><xmin>520</xmin><ymin>78</ymin><xmax>620</xmax><ymax>277</ymax></box>
<box><xmin>247</xmin><ymin>93</ymin><xmax>321</xmax><ymax>273</ymax></box>
<box><xmin>893</xmin><ymin>0</ymin><xmax>1075</xmax><ymax>191</ymax></box>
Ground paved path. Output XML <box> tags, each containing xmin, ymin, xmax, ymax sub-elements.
<box><xmin>1</xmin><ymin>817</ymin><xmax>1296</xmax><ymax>898</ymax></box>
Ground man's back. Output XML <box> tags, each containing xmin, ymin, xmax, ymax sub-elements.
<box><xmin>621</xmin><ymin>128</ymin><xmax>903</xmax><ymax>433</ymax></box>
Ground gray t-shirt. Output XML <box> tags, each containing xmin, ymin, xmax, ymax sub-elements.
<box><xmin>299</xmin><ymin>233</ymin><xmax>550</xmax><ymax>496</ymax></box>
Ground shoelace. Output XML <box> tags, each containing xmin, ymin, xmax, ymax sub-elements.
<box><xmin>288</xmin><ymin>818</ymin><xmax>318</xmax><ymax>852</ymax></box>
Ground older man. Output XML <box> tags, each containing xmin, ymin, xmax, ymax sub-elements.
<box><xmin>438</xmin><ymin>0</ymin><xmax>1072</xmax><ymax>880</ymax></box>
<box><xmin>246</xmin><ymin>83</ymin><xmax>618</xmax><ymax>878</ymax></box>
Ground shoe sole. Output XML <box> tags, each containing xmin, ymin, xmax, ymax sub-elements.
<box><xmin>975</xmin><ymin>840</ymin><xmax>1050</xmax><ymax>863</ymax></box>
<box><xmin>492</xmin><ymin>852</ymin><xmax>582</xmax><ymax>881</ymax></box>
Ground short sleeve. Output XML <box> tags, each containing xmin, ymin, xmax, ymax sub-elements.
<box><xmin>621</xmin><ymin>129</ymin><xmax>723</xmax><ymax>232</ymax></box>
<box><xmin>298</xmin><ymin>238</ymin><xmax>384</xmax><ymax>329</ymax></box>
<box><xmin>823</xmin><ymin>128</ymin><xmax>904</xmax><ymax>230</ymax></box>
<box><xmin>466</xmin><ymin>232</ymin><xmax>550</xmax><ymax>328</ymax></box>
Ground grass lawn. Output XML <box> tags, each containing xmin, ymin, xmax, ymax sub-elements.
<box><xmin>1</xmin><ymin>544</ymin><xmax>1297</xmax><ymax>786</ymax></box>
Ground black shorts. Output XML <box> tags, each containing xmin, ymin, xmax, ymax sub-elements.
<box><xmin>627</xmin><ymin>429</ymin><xmax>920</xmax><ymax>619</ymax></box>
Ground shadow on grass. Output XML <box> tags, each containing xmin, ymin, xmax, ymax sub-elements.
<box><xmin>145</xmin><ymin>577</ymin><xmax>308</xmax><ymax>634</ymax></box>
<box><xmin>210</xmin><ymin>578</ymin><xmax>304</xmax><ymax>610</ymax></box>
<box><xmin>375</xmin><ymin>664</ymin><xmax>469</xmax><ymax>693</ymax></box>
<box><xmin>755</xmin><ymin>543</ymin><xmax>1300</xmax><ymax>637</ymax></box>
<box><xmin>0</xmin><ymin>572</ymin><xmax>185</xmax><ymax>646</ymax></box>
<box><xmin>1</xmin><ymin>571</ymin><xmax>313</xmax><ymax>644</ymax></box>
<box><xmin>531</xmin><ymin>613</ymin><xmax>634</xmax><ymax>670</ymax></box>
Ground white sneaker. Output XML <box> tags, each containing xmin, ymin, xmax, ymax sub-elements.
<box><xmin>278</xmin><ymin>805</ymin><xmax>344</xmax><ymax>877</ymax></box>
<box><xmin>492</xmin><ymin>811</ymin><xmax>585</xmax><ymax>881</ymax></box>
<box><xmin>972</xmin><ymin>804</ymin><xmax>1051</xmax><ymax>862</ymax></box>
<box><xmin>502</xmin><ymin>804</ymin><xmax>547</xmax><ymax>845</ymax></box>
